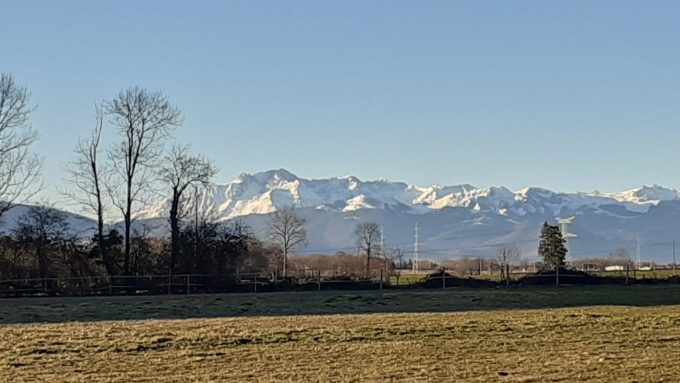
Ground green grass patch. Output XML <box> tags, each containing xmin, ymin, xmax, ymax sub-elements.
<box><xmin>2</xmin><ymin>285</ymin><xmax>680</xmax><ymax>324</ymax></box>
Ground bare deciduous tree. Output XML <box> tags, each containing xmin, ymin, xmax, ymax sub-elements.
<box><xmin>105</xmin><ymin>87</ymin><xmax>182</xmax><ymax>274</ymax></box>
<box><xmin>356</xmin><ymin>222</ymin><xmax>381</xmax><ymax>279</ymax></box>
<box><xmin>384</xmin><ymin>246</ymin><xmax>404</xmax><ymax>284</ymax></box>
<box><xmin>181</xmin><ymin>186</ymin><xmax>221</xmax><ymax>274</ymax></box>
<box><xmin>190</xmin><ymin>185</ymin><xmax>218</xmax><ymax>254</ymax></box>
<box><xmin>269</xmin><ymin>206</ymin><xmax>307</xmax><ymax>278</ymax></box>
<box><xmin>459</xmin><ymin>256</ymin><xmax>478</xmax><ymax>276</ymax></box>
<box><xmin>497</xmin><ymin>246</ymin><xmax>521</xmax><ymax>280</ymax></box>
<box><xmin>64</xmin><ymin>104</ymin><xmax>112</xmax><ymax>273</ymax></box>
<box><xmin>159</xmin><ymin>145</ymin><xmax>218</xmax><ymax>275</ymax></box>
<box><xmin>13</xmin><ymin>203</ymin><xmax>70</xmax><ymax>279</ymax></box>
<box><xmin>609</xmin><ymin>248</ymin><xmax>630</xmax><ymax>264</ymax></box>
<box><xmin>215</xmin><ymin>220</ymin><xmax>254</xmax><ymax>281</ymax></box>
<box><xmin>0</xmin><ymin>73</ymin><xmax>42</xmax><ymax>217</ymax></box>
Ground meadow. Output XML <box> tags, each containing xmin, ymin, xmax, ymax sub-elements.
<box><xmin>391</xmin><ymin>268</ymin><xmax>678</xmax><ymax>285</ymax></box>
<box><xmin>2</xmin><ymin>286</ymin><xmax>680</xmax><ymax>382</ymax></box>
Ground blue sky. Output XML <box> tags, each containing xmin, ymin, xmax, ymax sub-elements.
<box><xmin>1</xmin><ymin>0</ymin><xmax>679</xmax><ymax>198</ymax></box>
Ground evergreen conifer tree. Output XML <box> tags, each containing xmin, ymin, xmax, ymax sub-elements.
<box><xmin>538</xmin><ymin>221</ymin><xmax>568</xmax><ymax>269</ymax></box>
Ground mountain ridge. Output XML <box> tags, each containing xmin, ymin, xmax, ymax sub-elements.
<box><xmin>143</xmin><ymin>168</ymin><xmax>680</xmax><ymax>220</ymax></box>
<box><xmin>4</xmin><ymin>169</ymin><xmax>680</xmax><ymax>263</ymax></box>
<box><xmin>136</xmin><ymin>169</ymin><xmax>680</xmax><ymax>263</ymax></box>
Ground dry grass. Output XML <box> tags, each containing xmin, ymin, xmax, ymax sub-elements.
<box><xmin>2</xmin><ymin>287</ymin><xmax>680</xmax><ymax>382</ymax></box>
<box><xmin>3</xmin><ymin>307</ymin><xmax>680</xmax><ymax>382</ymax></box>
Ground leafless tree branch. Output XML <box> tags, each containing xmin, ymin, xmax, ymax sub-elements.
<box><xmin>159</xmin><ymin>145</ymin><xmax>218</xmax><ymax>274</ymax></box>
<box><xmin>269</xmin><ymin>205</ymin><xmax>307</xmax><ymax>278</ymax></box>
<box><xmin>0</xmin><ymin>73</ymin><xmax>43</xmax><ymax>220</ymax></box>
<box><xmin>355</xmin><ymin>222</ymin><xmax>381</xmax><ymax>279</ymax></box>
<box><xmin>105</xmin><ymin>86</ymin><xmax>181</xmax><ymax>274</ymax></box>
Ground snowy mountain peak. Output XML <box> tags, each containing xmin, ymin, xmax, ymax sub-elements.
<box><xmin>123</xmin><ymin>170</ymin><xmax>680</xmax><ymax>262</ymax></box>
<box><xmin>237</xmin><ymin>169</ymin><xmax>298</xmax><ymax>185</ymax></box>
<box><xmin>609</xmin><ymin>185</ymin><xmax>680</xmax><ymax>204</ymax></box>
<box><xmin>142</xmin><ymin>169</ymin><xmax>680</xmax><ymax>222</ymax></box>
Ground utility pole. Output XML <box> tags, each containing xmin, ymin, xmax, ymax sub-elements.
<box><xmin>412</xmin><ymin>223</ymin><xmax>420</xmax><ymax>274</ymax></box>
<box><xmin>673</xmin><ymin>240</ymin><xmax>676</xmax><ymax>276</ymax></box>
<box><xmin>380</xmin><ymin>226</ymin><xmax>388</xmax><ymax>273</ymax></box>
<box><xmin>380</xmin><ymin>225</ymin><xmax>385</xmax><ymax>258</ymax></box>
<box><xmin>558</xmin><ymin>217</ymin><xmax>576</xmax><ymax>265</ymax></box>
<box><xmin>636</xmin><ymin>236</ymin><xmax>642</xmax><ymax>270</ymax></box>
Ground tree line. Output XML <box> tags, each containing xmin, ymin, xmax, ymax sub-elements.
<box><xmin>0</xmin><ymin>72</ymin><xmax>405</xmax><ymax>283</ymax></box>
<box><xmin>0</xmin><ymin>74</ymin><xmax>268</xmax><ymax>281</ymax></box>
<box><xmin>0</xmin><ymin>72</ymin><xmax>590</xmax><ymax>285</ymax></box>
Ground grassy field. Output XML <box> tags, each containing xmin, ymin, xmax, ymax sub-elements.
<box><xmin>593</xmin><ymin>268</ymin><xmax>678</xmax><ymax>279</ymax></box>
<box><xmin>401</xmin><ymin>268</ymin><xmax>680</xmax><ymax>283</ymax></box>
<box><xmin>389</xmin><ymin>272</ymin><xmax>428</xmax><ymax>285</ymax></box>
<box><xmin>2</xmin><ymin>286</ymin><xmax>680</xmax><ymax>382</ymax></box>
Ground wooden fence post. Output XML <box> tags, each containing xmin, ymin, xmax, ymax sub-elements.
<box><xmin>506</xmin><ymin>264</ymin><xmax>510</xmax><ymax>287</ymax></box>
<box><xmin>555</xmin><ymin>265</ymin><xmax>560</xmax><ymax>287</ymax></box>
<box><xmin>379</xmin><ymin>269</ymin><xmax>383</xmax><ymax>291</ymax></box>
<box><xmin>317</xmin><ymin>270</ymin><xmax>321</xmax><ymax>291</ymax></box>
<box><xmin>186</xmin><ymin>275</ymin><xmax>190</xmax><ymax>295</ymax></box>
<box><xmin>442</xmin><ymin>267</ymin><xmax>446</xmax><ymax>289</ymax></box>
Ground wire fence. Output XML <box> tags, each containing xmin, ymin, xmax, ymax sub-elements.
<box><xmin>0</xmin><ymin>270</ymin><xmax>395</xmax><ymax>297</ymax></box>
<box><xmin>1</xmin><ymin>266</ymin><xmax>677</xmax><ymax>297</ymax></box>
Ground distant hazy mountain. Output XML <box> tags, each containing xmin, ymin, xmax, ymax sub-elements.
<box><xmin>139</xmin><ymin>169</ymin><xmax>680</xmax><ymax>263</ymax></box>
<box><xmin>0</xmin><ymin>204</ymin><xmax>96</xmax><ymax>238</ymax></box>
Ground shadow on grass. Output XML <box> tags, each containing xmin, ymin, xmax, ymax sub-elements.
<box><xmin>2</xmin><ymin>285</ymin><xmax>680</xmax><ymax>324</ymax></box>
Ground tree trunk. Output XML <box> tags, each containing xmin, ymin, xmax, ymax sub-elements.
<box><xmin>36</xmin><ymin>240</ymin><xmax>47</xmax><ymax>280</ymax></box>
<box><xmin>169</xmin><ymin>189</ymin><xmax>180</xmax><ymax>276</ymax></box>
<box><xmin>124</xmin><ymin>176</ymin><xmax>132</xmax><ymax>275</ymax></box>
<box><xmin>97</xmin><ymin>204</ymin><xmax>111</xmax><ymax>275</ymax></box>
<box><xmin>90</xmin><ymin>149</ymin><xmax>110</xmax><ymax>275</ymax></box>
<box><xmin>365</xmin><ymin>248</ymin><xmax>371</xmax><ymax>279</ymax></box>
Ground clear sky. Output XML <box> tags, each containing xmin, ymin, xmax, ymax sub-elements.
<box><xmin>1</xmin><ymin>0</ymin><xmax>680</xmax><ymax>200</ymax></box>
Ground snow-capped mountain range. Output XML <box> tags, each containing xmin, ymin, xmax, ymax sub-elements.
<box><xmin>144</xmin><ymin>168</ymin><xmax>679</xmax><ymax>219</ymax></box>
<box><xmin>140</xmin><ymin>169</ymin><xmax>680</xmax><ymax>262</ymax></box>
<box><xmin>4</xmin><ymin>169</ymin><xmax>680</xmax><ymax>263</ymax></box>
